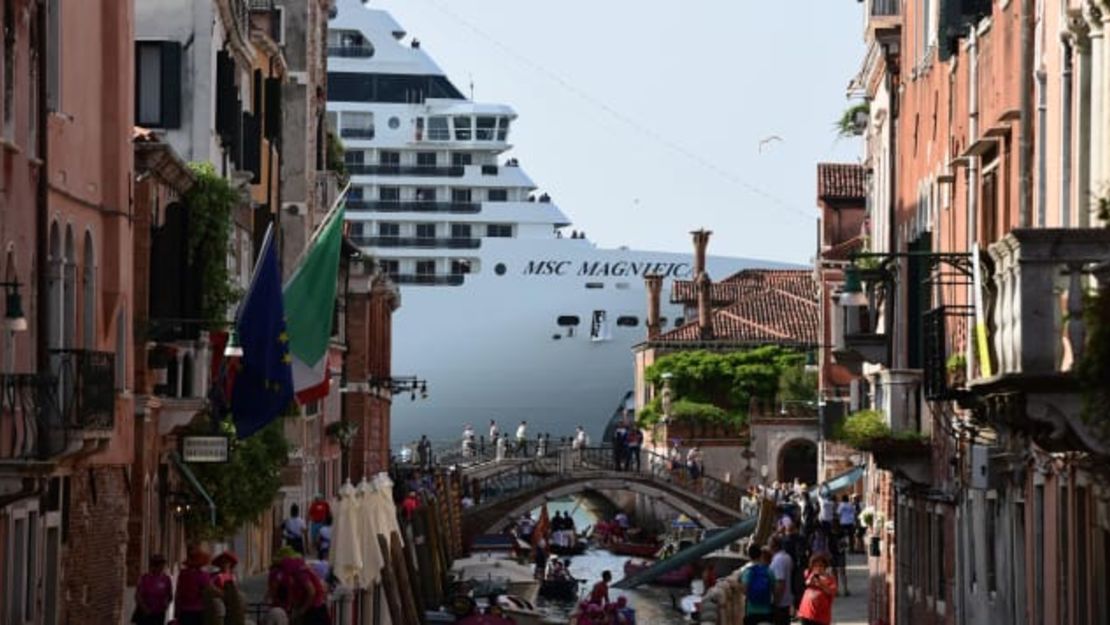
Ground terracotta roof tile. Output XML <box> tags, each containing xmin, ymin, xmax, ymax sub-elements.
<box><xmin>817</xmin><ymin>163</ymin><xmax>867</xmax><ymax>200</ymax></box>
<box><xmin>657</xmin><ymin>270</ymin><xmax>818</xmax><ymax>347</ymax></box>
<box><xmin>671</xmin><ymin>269</ymin><xmax>816</xmax><ymax>305</ymax></box>
<box><xmin>822</xmin><ymin>235</ymin><xmax>865</xmax><ymax>261</ymax></box>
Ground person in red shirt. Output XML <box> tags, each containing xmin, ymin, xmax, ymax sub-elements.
<box><xmin>797</xmin><ymin>552</ymin><xmax>838</xmax><ymax>625</ymax></box>
<box><xmin>308</xmin><ymin>494</ymin><xmax>330</xmax><ymax>555</ymax></box>
<box><xmin>588</xmin><ymin>570</ymin><xmax>612</xmax><ymax>606</ymax></box>
<box><xmin>175</xmin><ymin>547</ymin><xmax>213</xmax><ymax>625</ymax></box>
<box><xmin>134</xmin><ymin>554</ymin><xmax>173</xmax><ymax>625</ymax></box>
<box><xmin>402</xmin><ymin>491</ymin><xmax>420</xmax><ymax>520</ymax></box>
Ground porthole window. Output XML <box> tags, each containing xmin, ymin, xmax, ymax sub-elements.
<box><xmin>557</xmin><ymin>315</ymin><xmax>580</xmax><ymax>327</ymax></box>
<box><xmin>616</xmin><ymin>316</ymin><xmax>639</xmax><ymax>327</ymax></box>
<box><xmin>388</xmin><ymin>116</ymin><xmax>400</xmax><ymax>129</ymax></box>
<box><xmin>494</xmin><ymin>263</ymin><xmax>507</xmax><ymax>276</ymax></box>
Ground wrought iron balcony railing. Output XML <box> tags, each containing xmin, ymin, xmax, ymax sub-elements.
<box><xmin>0</xmin><ymin>373</ymin><xmax>55</xmax><ymax>460</ymax></box>
<box><xmin>49</xmin><ymin>349</ymin><xmax>116</xmax><ymax>432</ymax></box>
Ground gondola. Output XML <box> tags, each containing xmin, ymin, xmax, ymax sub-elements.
<box><xmin>605</xmin><ymin>539</ymin><xmax>661</xmax><ymax>558</ymax></box>
<box><xmin>622</xmin><ymin>560</ymin><xmax>696</xmax><ymax>587</ymax></box>
<box><xmin>538</xmin><ymin>576</ymin><xmax>582</xmax><ymax>601</ymax></box>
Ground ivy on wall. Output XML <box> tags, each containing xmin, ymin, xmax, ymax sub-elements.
<box><xmin>183</xmin><ymin>162</ymin><xmax>239</xmax><ymax>326</ymax></box>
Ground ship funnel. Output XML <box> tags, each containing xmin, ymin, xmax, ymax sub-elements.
<box><xmin>645</xmin><ymin>274</ymin><xmax>663</xmax><ymax>340</ymax></box>
<box><xmin>691</xmin><ymin>229</ymin><xmax>713</xmax><ymax>340</ymax></box>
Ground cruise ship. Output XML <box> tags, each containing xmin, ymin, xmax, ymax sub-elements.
<box><xmin>328</xmin><ymin>0</ymin><xmax>789</xmax><ymax>443</ymax></box>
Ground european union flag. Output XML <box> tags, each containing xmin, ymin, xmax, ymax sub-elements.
<box><xmin>231</xmin><ymin>225</ymin><xmax>294</xmax><ymax>438</ymax></box>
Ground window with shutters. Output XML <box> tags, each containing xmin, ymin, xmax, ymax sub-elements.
<box><xmin>135</xmin><ymin>41</ymin><xmax>182</xmax><ymax>128</ymax></box>
<box><xmin>242</xmin><ymin>112</ymin><xmax>261</xmax><ymax>183</ymax></box>
<box><xmin>264</xmin><ymin>77</ymin><xmax>281</xmax><ymax>143</ymax></box>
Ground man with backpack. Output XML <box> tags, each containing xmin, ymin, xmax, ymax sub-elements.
<box><xmin>768</xmin><ymin>535</ymin><xmax>794</xmax><ymax>625</ymax></box>
<box><xmin>739</xmin><ymin>544</ymin><xmax>777</xmax><ymax>625</ymax></box>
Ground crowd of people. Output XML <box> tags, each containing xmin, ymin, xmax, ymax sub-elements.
<box><xmin>732</xmin><ymin>482</ymin><xmax>865</xmax><ymax>625</ymax></box>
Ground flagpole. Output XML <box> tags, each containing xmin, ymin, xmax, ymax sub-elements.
<box><xmin>234</xmin><ymin>223</ymin><xmax>276</xmax><ymax>323</ymax></box>
<box><xmin>284</xmin><ymin>182</ymin><xmax>351</xmax><ymax>288</ymax></box>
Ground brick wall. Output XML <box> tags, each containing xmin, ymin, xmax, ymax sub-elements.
<box><xmin>63</xmin><ymin>466</ymin><xmax>130</xmax><ymax>625</ymax></box>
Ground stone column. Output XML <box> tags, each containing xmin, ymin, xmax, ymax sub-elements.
<box><xmin>1086</xmin><ymin>2</ymin><xmax>1104</xmax><ymax>217</ymax></box>
<box><xmin>1070</xmin><ymin>11</ymin><xmax>1093</xmax><ymax>225</ymax></box>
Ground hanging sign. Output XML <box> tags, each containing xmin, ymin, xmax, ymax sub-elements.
<box><xmin>181</xmin><ymin>436</ymin><xmax>230</xmax><ymax>463</ymax></box>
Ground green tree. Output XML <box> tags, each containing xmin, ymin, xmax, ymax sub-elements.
<box><xmin>183</xmin><ymin>415</ymin><xmax>290</xmax><ymax>541</ymax></box>
<box><xmin>641</xmin><ymin>346</ymin><xmax>804</xmax><ymax>426</ymax></box>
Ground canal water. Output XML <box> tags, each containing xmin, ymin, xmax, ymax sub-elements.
<box><xmin>531</xmin><ymin>497</ymin><xmax>693</xmax><ymax>624</ymax></box>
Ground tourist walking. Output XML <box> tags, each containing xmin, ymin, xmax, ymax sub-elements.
<box><xmin>613</xmin><ymin>419</ymin><xmax>628</xmax><ymax>470</ymax></box>
<box><xmin>307</xmin><ymin>494</ymin><xmax>330</xmax><ymax>556</ymax></box>
<box><xmin>417</xmin><ymin>434</ymin><xmax>432</xmax><ymax>468</ymax></box>
<box><xmin>496</xmin><ymin>433</ymin><xmax>507</xmax><ymax>461</ymax></box>
<box><xmin>626</xmin><ymin>426</ymin><xmax>642</xmax><ymax>472</ymax></box>
<box><xmin>768</xmin><ymin>536</ymin><xmax>794</xmax><ymax>625</ymax></box>
<box><xmin>837</xmin><ymin>495</ymin><xmax>857</xmax><ymax>551</ymax></box>
<box><xmin>516</xmin><ymin>420</ymin><xmax>528</xmax><ymax>456</ymax></box>
<box><xmin>738</xmin><ymin>544</ymin><xmax>776</xmax><ymax>625</ymax></box>
<box><xmin>797</xmin><ymin>553</ymin><xmax>838</xmax><ymax>625</ymax></box>
<box><xmin>282</xmin><ymin>504</ymin><xmax>308</xmax><ymax>555</ymax></box>
<box><xmin>134</xmin><ymin>554</ymin><xmax>173</xmax><ymax>625</ymax></box>
<box><xmin>175</xmin><ymin>546</ymin><xmax>212</xmax><ymax>625</ymax></box>
<box><xmin>462</xmin><ymin>424</ymin><xmax>475</xmax><ymax>458</ymax></box>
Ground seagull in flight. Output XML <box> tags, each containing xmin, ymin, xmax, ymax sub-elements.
<box><xmin>758</xmin><ymin>135</ymin><xmax>783</xmax><ymax>153</ymax></box>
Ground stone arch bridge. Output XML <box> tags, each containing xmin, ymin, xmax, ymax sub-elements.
<box><xmin>459</xmin><ymin>447</ymin><xmax>748</xmax><ymax>542</ymax></box>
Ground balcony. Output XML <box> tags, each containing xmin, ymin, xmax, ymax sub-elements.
<box><xmin>832</xmin><ymin>268</ymin><xmax>891</xmax><ymax>367</ymax></box>
<box><xmin>347</xmin><ymin>199</ymin><xmax>480</xmax><ymax>214</ymax></box>
<box><xmin>327</xmin><ymin>45</ymin><xmax>375</xmax><ymax>58</ymax></box>
<box><xmin>347</xmin><ymin>164</ymin><xmax>465</xmax><ymax>177</ymax></box>
<box><xmin>351</xmin><ymin>236</ymin><xmax>482</xmax><ymax>250</ymax></box>
<box><xmin>923</xmin><ymin>305</ymin><xmax>974</xmax><ymax>401</ymax></box>
<box><xmin>50</xmin><ymin>349</ymin><xmax>116</xmax><ymax>433</ymax></box>
<box><xmin>966</xmin><ymin>228</ymin><xmax>1110</xmax><ymax>455</ymax></box>
<box><xmin>0</xmin><ymin>373</ymin><xmax>54</xmax><ymax>461</ymax></box>
<box><xmin>390</xmin><ymin>274</ymin><xmax>466</xmax><ymax>286</ymax></box>
<box><xmin>340</xmin><ymin>128</ymin><xmax>375</xmax><ymax>140</ymax></box>
<box><xmin>858</xmin><ymin>370</ymin><xmax>930</xmax><ymax>483</ymax></box>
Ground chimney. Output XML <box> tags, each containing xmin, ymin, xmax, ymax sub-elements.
<box><xmin>645</xmin><ymin>274</ymin><xmax>663</xmax><ymax>340</ymax></box>
<box><xmin>691</xmin><ymin>229</ymin><xmax>714</xmax><ymax>340</ymax></box>
<box><xmin>696</xmin><ymin>271</ymin><xmax>713</xmax><ymax>339</ymax></box>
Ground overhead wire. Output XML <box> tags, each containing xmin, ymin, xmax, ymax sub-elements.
<box><xmin>414</xmin><ymin>0</ymin><xmax>817</xmax><ymax>222</ymax></box>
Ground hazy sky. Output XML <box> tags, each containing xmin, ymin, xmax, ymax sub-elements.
<box><xmin>372</xmin><ymin>0</ymin><xmax>865</xmax><ymax>264</ymax></box>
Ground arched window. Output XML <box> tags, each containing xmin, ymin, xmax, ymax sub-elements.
<box><xmin>63</xmin><ymin>226</ymin><xmax>75</xmax><ymax>349</ymax></box>
<box><xmin>82</xmin><ymin>231</ymin><xmax>96</xmax><ymax>349</ymax></box>
<box><xmin>47</xmin><ymin>223</ymin><xmax>62</xmax><ymax>350</ymax></box>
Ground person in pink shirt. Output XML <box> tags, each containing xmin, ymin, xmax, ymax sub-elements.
<box><xmin>797</xmin><ymin>552</ymin><xmax>838</xmax><ymax>625</ymax></box>
<box><xmin>134</xmin><ymin>554</ymin><xmax>173</xmax><ymax>625</ymax></box>
<box><xmin>175</xmin><ymin>546</ymin><xmax>213</xmax><ymax>625</ymax></box>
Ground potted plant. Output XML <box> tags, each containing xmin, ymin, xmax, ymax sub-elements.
<box><xmin>946</xmin><ymin>353</ymin><xmax>967</xmax><ymax>388</ymax></box>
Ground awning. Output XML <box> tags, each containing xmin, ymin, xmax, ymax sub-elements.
<box><xmin>817</xmin><ymin>465</ymin><xmax>866</xmax><ymax>497</ymax></box>
<box><xmin>170</xmin><ymin>451</ymin><xmax>217</xmax><ymax>527</ymax></box>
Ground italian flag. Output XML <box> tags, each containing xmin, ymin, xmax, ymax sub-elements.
<box><xmin>283</xmin><ymin>200</ymin><xmax>345</xmax><ymax>404</ymax></box>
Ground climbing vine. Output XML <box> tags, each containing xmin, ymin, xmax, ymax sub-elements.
<box><xmin>182</xmin><ymin>413</ymin><xmax>290</xmax><ymax>541</ymax></box>
<box><xmin>184</xmin><ymin>162</ymin><xmax>239</xmax><ymax>326</ymax></box>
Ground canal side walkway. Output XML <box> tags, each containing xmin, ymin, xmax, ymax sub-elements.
<box><xmin>832</xmin><ymin>553</ymin><xmax>869</xmax><ymax>625</ymax></box>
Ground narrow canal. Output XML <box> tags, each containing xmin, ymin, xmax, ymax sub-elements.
<box><xmin>532</xmin><ymin>497</ymin><xmax>692</xmax><ymax>624</ymax></box>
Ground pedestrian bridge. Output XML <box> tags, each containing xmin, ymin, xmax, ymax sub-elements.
<box><xmin>457</xmin><ymin>447</ymin><xmax>749</xmax><ymax>541</ymax></box>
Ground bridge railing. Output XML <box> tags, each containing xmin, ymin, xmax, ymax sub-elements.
<box><xmin>465</xmin><ymin>445</ymin><xmax>748</xmax><ymax>516</ymax></box>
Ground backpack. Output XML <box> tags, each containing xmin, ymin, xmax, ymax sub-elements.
<box><xmin>745</xmin><ymin>563</ymin><xmax>773</xmax><ymax>606</ymax></box>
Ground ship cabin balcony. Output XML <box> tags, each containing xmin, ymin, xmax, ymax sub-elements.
<box><xmin>965</xmin><ymin>228</ymin><xmax>1110</xmax><ymax>456</ymax></box>
<box><xmin>390</xmin><ymin>274</ymin><xmax>465</xmax><ymax>287</ymax></box>
<box><xmin>347</xmin><ymin>199</ymin><xmax>480</xmax><ymax>214</ymax></box>
<box><xmin>0</xmin><ymin>349</ymin><xmax>118</xmax><ymax>462</ymax></box>
<box><xmin>351</xmin><ymin>235</ymin><xmax>482</xmax><ymax>250</ymax></box>
<box><xmin>347</xmin><ymin>163</ymin><xmax>465</xmax><ymax>177</ymax></box>
<box><xmin>328</xmin><ymin>45</ymin><xmax>375</xmax><ymax>58</ymax></box>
